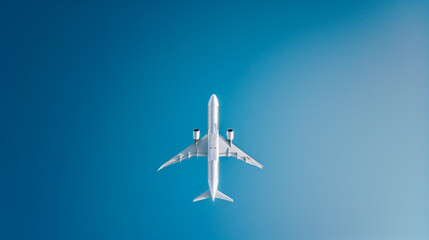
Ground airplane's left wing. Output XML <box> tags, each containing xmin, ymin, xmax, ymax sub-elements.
<box><xmin>218</xmin><ymin>135</ymin><xmax>264</xmax><ymax>169</ymax></box>
<box><xmin>158</xmin><ymin>135</ymin><xmax>208</xmax><ymax>171</ymax></box>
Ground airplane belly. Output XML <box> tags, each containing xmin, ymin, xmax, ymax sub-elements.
<box><xmin>208</xmin><ymin>135</ymin><xmax>219</xmax><ymax>180</ymax></box>
<box><xmin>207</xmin><ymin>94</ymin><xmax>220</xmax><ymax>198</ymax></box>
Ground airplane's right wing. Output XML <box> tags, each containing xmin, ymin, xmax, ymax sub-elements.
<box><xmin>158</xmin><ymin>135</ymin><xmax>208</xmax><ymax>171</ymax></box>
<box><xmin>218</xmin><ymin>135</ymin><xmax>264</xmax><ymax>169</ymax></box>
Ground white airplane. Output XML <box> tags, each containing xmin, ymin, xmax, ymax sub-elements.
<box><xmin>157</xmin><ymin>94</ymin><xmax>264</xmax><ymax>202</ymax></box>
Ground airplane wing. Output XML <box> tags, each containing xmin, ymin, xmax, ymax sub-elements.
<box><xmin>218</xmin><ymin>135</ymin><xmax>264</xmax><ymax>169</ymax></box>
<box><xmin>158</xmin><ymin>135</ymin><xmax>208</xmax><ymax>171</ymax></box>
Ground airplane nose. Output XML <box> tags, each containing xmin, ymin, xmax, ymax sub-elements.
<box><xmin>208</xmin><ymin>94</ymin><xmax>219</xmax><ymax>106</ymax></box>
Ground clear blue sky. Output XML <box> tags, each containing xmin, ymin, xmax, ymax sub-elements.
<box><xmin>1</xmin><ymin>1</ymin><xmax>428</xmax><ymax>239</ymax></box>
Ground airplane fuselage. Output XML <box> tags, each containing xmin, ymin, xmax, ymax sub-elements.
<box><xmin>208</xmin><ymin>95</ymin><xmax>219</xmax><ymax>201</ymax></box>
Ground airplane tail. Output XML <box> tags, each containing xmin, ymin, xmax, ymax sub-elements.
<box><xmin>193</xmin><ymin>190</ymin><xmax>233</xmax><ymax>202</ymax></box>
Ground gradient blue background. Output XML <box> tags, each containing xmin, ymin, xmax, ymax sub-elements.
<box><xmin>1</xmin><ymin>1</ymin><xmax>428</xmax><ymax>239</ymax></box>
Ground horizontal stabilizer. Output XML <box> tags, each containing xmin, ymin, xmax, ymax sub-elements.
<box><xmin>216</xmin><ymin>190</ymin><xmax>233</xmax><ymax>202</ymax></box>
<box><xmin>193</xmin><ymin>190</ymin><xmax>233</xmax><ymax>202</ymax></box>
<box><xmin>193</xmin><ymin>190</ymin><xmax>211</xmax><ymax>202</ymax></box>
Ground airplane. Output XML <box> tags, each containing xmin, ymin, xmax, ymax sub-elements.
<box><xmin>157</xmin><ymin>94</ymin><xmax>264</xmax><ymax>202</ymax></box>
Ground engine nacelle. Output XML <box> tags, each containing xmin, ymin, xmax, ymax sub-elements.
<box><xmin>193</xmin><ymin>129</ymin><xmax>200</xmax><ymax>141</ymax></box>
<box><xmin>227</xmin><ymin>129</ymin><xmax>234</xmax><ymax>141</ymax></box>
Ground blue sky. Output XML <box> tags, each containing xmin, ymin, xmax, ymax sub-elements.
<box><xmin>1</xmin><ymin>1</ymin><xmax>428</xmax><ymax>239</ymax></box>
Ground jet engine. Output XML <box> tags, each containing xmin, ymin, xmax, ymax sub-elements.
<box><xmin>193</xmin><ymin>129</ymin><xmax>200</xmax><ymax>141</ymax></box>
<box><xmin>227</xmin><ymin>129</ymin><xmax>234</xmax><ymax>141</ymax></box>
